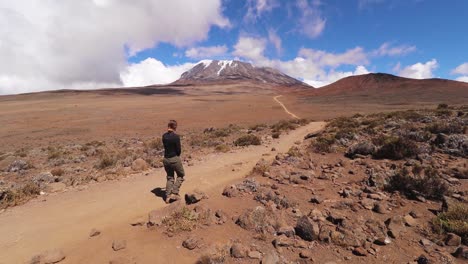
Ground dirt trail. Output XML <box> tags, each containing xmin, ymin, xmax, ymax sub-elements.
<box><xmin>0</xmin><ymin>122</ymin><xmax>325</xmax><ymax>263</ymax></box>
<box><xmin>274</xmin><ymin>95</ymin><xmax>300</xmax><ymax>119</ymax></box>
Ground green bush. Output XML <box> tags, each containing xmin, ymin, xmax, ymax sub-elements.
<box><xmin>234</xmin><ymin>134</ymin><xmax>262</xmax><ymax>146</ymax></box>
<box><xmin>433</xmin><ymin>202</ymin><xmax>468</xmax><ymax>244</ymax></box>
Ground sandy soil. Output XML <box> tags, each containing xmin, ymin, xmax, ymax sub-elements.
<box><xmin>0</xmin><ymin>115</ymin><xmax>324</xmax><ymax>263</ymax></box>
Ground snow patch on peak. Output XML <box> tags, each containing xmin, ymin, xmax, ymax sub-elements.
<box><xmin>198</xmin><ymin>60</ymin><xmax>213</xmax><ymax>68</ymax></box>
<box><xmin>217</xmin><ymin>60</ymin><xmax>234</xmax><ymax>75</ymax></box>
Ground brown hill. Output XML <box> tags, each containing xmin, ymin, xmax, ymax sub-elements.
<box><xmin>297</xmin><ymin>73</ymin><xmax>468</xmax><ymax>104</ymax></box>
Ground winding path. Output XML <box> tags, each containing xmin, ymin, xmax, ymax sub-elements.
<box><xmin>0</xmin><ymin>122</ymin><xmax>325</xmax><ymax>263</ymax></box>
<box><xmin>274</xmin><ymin>95</ymin><xmax>300</xmax><ymax>119</ymax></box>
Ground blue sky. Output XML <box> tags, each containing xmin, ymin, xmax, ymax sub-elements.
<box><xmin>1</xmin><ymin>0</ymin><xmax>467</xmax><ymax>94</ymax></box>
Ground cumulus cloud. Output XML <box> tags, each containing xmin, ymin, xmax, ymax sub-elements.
<box><xmin>456</xmin><ymin>76</ymin><xmax>468</xmax><ymax>83</ymax></box>
<box><xmin>0</xmin><ymin>0</ymin><xmax>229</xmax><ymax>95</ymax></box>
<box><xmin>297</xmin><ymin>0</ymin><xmax>326</xmax><ymax>38</ymax></box>
<box><xmin>244</xmin><ymin>0</ymin><xmax>278</xmax><ymax>22</ymax></box>
<box><xmin>372</xmin><ymin>42</ymin><xmax>417</xmax><ymax>56</ymax></box>
<box><xmin>395</xmin><ymin>59</ymin><xmax>438</xmax><ymax>79</ymax></box>
<box><xmin>451</xmin><ymin>63</ymin><xmax>468</xmax><ymax>75</ymax></box>
<box><xmin>232</xmin><ymin>36</ymin><xmax>370</xmax><ymax>87</ymax></box>
<box><xmin>120</xmin><ymin>58</ymin><xmax>195</xmax><ymax>87</ymax></box>
<box><xmin>185</xmin><ymin>45</ymin><xmax>228</xmax><ymax>59</ymax></box>
<box><xmin>232</xmin><ymin>36</ymin><xmax>268</xmax><ymax>62</ymax></box>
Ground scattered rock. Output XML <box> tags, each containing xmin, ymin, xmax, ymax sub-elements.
<box><xmin>299</xmin><ymin>250</ymin><xmax>313</xmax><ymax>259</ymax></box>
<box><xmin>352</xmin><ymin>247</ymin><xmax>367</xmax><ymax>256</ymax></box>
<box><xmin>230</xmin><ymin>243</ymin><xmax>248</xmax><ymax>258</ymax></box>
<box><xmin>7</xmin><ymin>160</ymin><xmax>29</xmax><ymax>172</ymax></box>
<box><xmin>420</xmin><ymin>238</ymin><xmax>433</xmax><ymax>247</ymax></box>
<box><xmin>452</xmin><ymin>246</ymin><xmax>468</xmax><ymax>259</ymax></box>
<box><xmin>310</xmin><ymin>196</ymin><xmax>323</xmax><ymax>204</ymax></box>
<box><xmin>222</xmin><ymin>185</ymin><xmax>239</xmax><ymax>197</ymax></box>
<box><xmin>403</xmin><ymin>214</ymin><xmax>417</xmax><ymax>227</ymax></box>
<box><xmin>185</xmin><ymin>190</ymin><xmax>208</xmax><ymax>205</ymax></box>
<box><xmin>262</xmin><ymin>251</ymin><xmax>280</xmax><ymax>264</ymax></box>
<box><xmin>445</xmin><ymin>233</ymin><xmax>461</xmax><ymax>246</ymax></box>
<box><xmin>373</xmin><ymin>203</ymin><xmax>389</xmax><ymax>214</ymax></box>
<box><xmin>416</xmin><ymin>255</ymin><xmax>430</xmax><ymax>264</ymax></box>
<box><xmin>295</xmin><ymin>216</ymin><xmax>319</xmax><ymax>241</ymax></box>
<box><xmin>248</xmin><ymin>250</ymin><xmax>262</xmax><ymax>259</ymax></box>
<box><xmin>374</xmin><ymin>236</ymin><xmax>391</xmax><ymax>246</ymax></box>
<box><xmin>385</xmin><ymin>216</ymin><xmax>405</xmax><ymax>238</ymax></box>
<box><xmin>277</xmin><ymin>226</ymin><xmax>295</xmax><ymax>237</ymax></box>
<box><xmin>89</xmin><ymin>228</ymin><xmax>101</xmax><ymax>237</ymax></box>
<box><xmin>182</xmin><ymin>237</ymin><xmax>200</xmax><ymax>250</ymax></box>
<box><xmin>112</xmin><ymin>240</ymin><xmax>126</xmax><ymax>251</ymax></box>
<box><xmin>30</xmin><ymin>249</ymin><xmax>65</xmax><ymax>264</ymax></box>
<box><xmin>274</xmin><ymin>235</ymin><xmax>293</xmax><ymax>247</ymax></box>
<box><xmin>131</xmin><ymin>158</ymin><xmax>149</xmax><ymax>171</ymax></box>
<box><xmin>345</xmin><ymin>142</ymin><xmax>376</xmax><ymax>159</ymax></box>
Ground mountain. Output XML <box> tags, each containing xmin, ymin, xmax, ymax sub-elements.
<box><xmin>298</xmin><ymin>73</ymin><xmax>468</xmax><ymax>104</ymax></box>
<box><xmin>173</xmin><ymin>60</ymin><xmax>309</xmax><ymax>87</ymax></box>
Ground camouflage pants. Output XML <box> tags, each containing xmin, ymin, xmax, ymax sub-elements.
<box><xmin>163</xmin><ymin>156</ymin><xmax>185</xmax><ymax>195</ymax></box>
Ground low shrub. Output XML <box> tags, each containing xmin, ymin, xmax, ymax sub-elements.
<box><xmin>145</xmin><ymin>138</ymin><xmax>163</xmax><ymax>151</ymax></box>
<box><xmin>437</xmin><ymin>103</ymin><xmax>449</xmax><ymax>109</ymax></box>
<box><xmin>0</xmin><ymin>183</ymin><xmax>41</xmax><ymax>209</ymax></box>
<box><xmin>373</xmin><ymin>136</ymin><xmax>419</xmax><ymax>160</ymax></box>
<box><xmin>385</xmin><ymin>167</ymin><xmax>449</xmax><ymax>201</ymax></box>
<box><xmin>249</xmin><ymin>123</ymin><xmax>267</xmax><ymax>131</ymax></box>
<box><xmin>427</xmin><ymin>122</ymin><xmax>464</xmax><ymax>134</ymax></box>
<box><xmin>96</xmin><ymin>153</ymin><xmax>118</xmax><ymax>169</ymax></box>
<box><xmin>47</xmin><ymin>146</ymin><xmax>63</xmax><ymax>160</ymax></box>
<box><xmin>162</xmin><ymin>207</ymin><xmax>199</xmax><ymax>233</ymax></box>
<box><xmin>287</xmin><ymin>146</ymin><xmax>301</xmax><ymax>157</ymax></box>
<box><xmin>234</xmin><ymin>134</ymin><xmax>261</xmax><ymax>146</ymax></box>
<box><xmin>311</xmin><ymin>135</ymin><xmax>335</xmax><ymax>153</ymax></box>
<box><xmin>271</xmin><ymin>120</ymin><xmax>298</xmax><ymax>132</ymax></box>
<box><xmin>272</xmin><ymin>131</ymin><xmax>280</xmax><ymax>139</ymax></box>
<box><xmin>433</xmin><ymin>202</ymin><xmax>468</xmax><ymax>244</ymax></box>
<box><xmin>252</xmin><ymin>159</ymin><xmax>270</xmax><ymax>175</ymax></box>
<box><xmin>51</xmin><ymin>167</ymin><xmax>64</xmax><ymax>176</ymax></box>
<box><xmin>327</xmin><ymin>116</ymin><xmax>360</xmax><ymax>130</ymax></box>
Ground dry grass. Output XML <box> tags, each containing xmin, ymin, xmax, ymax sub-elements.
<box><xmin>433</xmin><ymin>202</ymin><xmax>468</xmax><ymax>244</ymax></box>
<box><xmin>310</xmin><ymin>135</ymin><xmax>335</xmax><ymax>153</ymax></box>
<box><xmin>96</xmin><ymin>152</ymin><xmax>118</xmax><ymax>169</ymax></box>
<box><xmin>373</xmin><ymin>136</ymin><xmax>419</xmax><ymax>160</ymax></box>
<box><xmin>287</xmin><ymin>146</ymin><xmax>301</xmax><ymax>157</ymax></box>
<box><xmin>50</xmin><ymin>167</ymin><xmax>64</xmax><ymax>176</ymax></box>
<box><xmin>214</xmin><ymin>144</ymin><xmax>230</xmax><ymax>153</ymax></box>
<box><xmin>0</xmin><ymin>183</ymin><xmax>41</xmax><ymax>209</ymax></box>
<box><xmin>234</xmin><ymin>134</ymin><xmax>261</xmax><ymax>146</ymax></box>
<box><xmin>162</xmin><ymin>207</ymin><xmax>199</xmax><ymax>233</ymax></box>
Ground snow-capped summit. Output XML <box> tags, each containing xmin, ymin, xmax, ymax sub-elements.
<box><xmin>173</xmin><ymin>60</ymin><xmax>308</xmax><ymax>86</ymax></box>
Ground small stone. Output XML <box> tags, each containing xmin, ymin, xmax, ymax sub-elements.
<box><xmin>248</xmin><ymin>251</ymin><xmax>262</xmax><ymax>259</ymax></box>
<box><xmin>403</xmin><ymin>215</ymin><xmax>417</xmax><ymax>227</ymax></box>
<box><xmin>352</xmin><ymin>247</ymin><xmax>367</xmax><ymax>256</ymax></box>
<box><xmin>185</xmin><ymin>190</ymin><xmax>208</xmax><ymax>204</ymax></box>
<box><xmin>231</xmin><ymin>243</ymin><xmax>248</xmax><ymax>258</ymax></box>
<box><xmin>419</xmin><ymin>238</ymin><xmax>433</xmax><ymax>247</ymax></box>
<box><xmin>147</xmin><ymin>210</ymin><xmax>162</xmax><ymax>227</ymax></box>
<box><xmin>262</xmin><ymin>251</ymin><xmax>280</xmax><ymax>264</ymax></box>
<box><xmin>416</xmin><ymin>255</ymin><xmax>429</xmax><ymax>264</ymax></box>
<box><xmin>373</xmin><ymin>203</ymin><xmax>388</xmax><ymax>214</ymax></box>
<box><xmin>222</xmin><ymin>185</ymin><xmax>239</xmax><ymax>197</ymax></box>
<box><xmin>295</xmin><ymin>216</ymin><xmax>319</xmax><ymax>241</ymax></box>
<box><xmin>89</xmin><ymin>228</ymin><xmax>101</xmax><ymax>237</ymax></box>
<box><xmin>277</xmin><ymin>226</ymin><xmax>295</xmax><ymax>237</ymax></box>
<box><xmin>299</xmin><ymin>250</ymin><xmax>312</xmax><ymax>259</ymax></box>
<box><xmin>131</xmin><ymin>158</ymin><xmax>149</xmax><ymax>171</ymax></box>
<box><xmin>182</xmin><ymin>237</ymin><xmax>200</xmax><ymax>250</ymax></box>
<box><xmin>274</xmin><ymin>235</ymin><xmax>293</xmax><ymax>247</ymax></box>
<box><xmin>445</xmin><ymin>233</ymin><xmax>461</xmax><ymax>246</ymax></box>
<box><xmin>30</xmin><ymin>249</ymin><xmax>66</xmax><ymax>264</ymax></box>
<box><xmin>374</xmin><ymin>236</ymin><xmax>391</xmax><ymax>246</ymax></box>
<box><xmin>112</xmin><ymin>240</ymin><xmax>126</xmax><ymax>251</ymax></box>
<box><xmin>310</xmin><ymin>196</ymin><xmax>323</xmax><ymax>204</ymax></box>
<box><xmin>452</xmin><ymin>246</ymin><xmax>468</xmax><ymax>259</ymax></box>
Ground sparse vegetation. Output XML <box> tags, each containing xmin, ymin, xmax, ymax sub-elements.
<box><xmin>96</xmin><ymin>152</ymin><xmax>118</xmax><ymax>169</ymax></box>
<box><xmin>437</xmin><ymin>103</ymin><xmax>449</xmax><ymax>109</ymax></box>
<box><xmin>0</xmin><ymin>183</ymin><xmax>41</xmax><ymax>209</ymax></box>
<box><xmin>234</xmin><ymin>134</ymin><xmax>261</xmax><ymax>146</ymax></box>
<box><xmin>162</xmin><ymin>207</ymin><xmax>199</xmax><ymax>233</ymax></box>
<box><xmin>272</xmin><ymin>131</ymin><xmax>280</xmax><ymax>139</ymax></box>
<box><xmin>287</xmin><ymin>146</ymin><xmax>301</xmax><ymax>157</ymax></box>
<box><xmin>433</xmin><ymin>202</ymin><xmax>468</xmax><ymax>244</ymax></box>
<box><xmin>51</xmin><ymin>167</ymin><xmax>64</xmax><ymax>176</ymax></box>
<box><xmin>145</xmin><ymin>138</ymin><xmax>163</xmax><ymax>151</ymax></box>
<box><xmin>426</xmin><ymin>121</ymin><xmax>464</xmax><ymax>134</ymax></box>
<box><xmin>47</xmin><ymin>146</ymin><xmax>64</xmax><ymax>160</ymax></box>
<box><xmin>311</xmin><ymin>135</ymin><xmax>335</xmax><ymax>153</ymax></box>
<box><xmin>373</xmin><ymin>136</ymin><xmax>419</xmax><ymax>160</ymax></box>
<box><xmin>385</xmin><ymin>167</ymin><xmax>449</xmax><ymax>201</ymax></box>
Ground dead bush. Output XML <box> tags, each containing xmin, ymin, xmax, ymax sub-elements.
<box><xmin>427</xmin><ymin>121</ymin><xmax>464</xmax><ymax>134</ymax></box>
<box><xmin>327</xmin><ymin>116</ymin><xmax>360</xmax><ymax>130</ymax></box>
<box><xmin>272</xmin><ymin>131</ymin><xmax>280</xmax><ymax>139</ymax></box>
<box><xmin>0</xmin><ymin>183</ymin><xmax>41</xmax><ymax>209</ymax></box>
<box><xmin>311</xmin><ymin>135</ymin><xmax>335</xmax><ymax>153</ymax></box>
<box><xmin>145</xmin><ymin>138</ymin><xmax>163</xmax><ymax>151</ymax></box>
<box><xmin>437</xmin><ymin>103</ymin><xmax>449</xmax><ymax>109</ymax></box>
<box><xmin>271</xmin><ymin>120</ymin><xmax>298</xmax><ymax>132</ymax></box>
<box><xmin>373</xmin><ymin>136</ymin><xmax>419</xmax><ymax>160</ymax></box>
<box><xmin>47</xmin><ymin>146</ymin><xmax>63</xmax><ymax>160</ymax></box>
<box><xmin>234</xmin><ymin>134</ymin><xmax>261</xmax><ymax>146</ymax></box>
<box><xmin>96</xmin><ymin>152</ymin><xmax>118</xmax><ymax>169</ymax></box>
<box><xmin>433</xmin><ymin>202</ymin><xmax>468</xmax><ymax>244</ymax></box>
<box><xmin>162</xmin><ymin>207</ymin><xmax>198</xmax><ymax>233</ymax></box>
<box><xmin>287</xmin><ymin>146</ymin><xmax>301</xmax><ymax>157</ymax></box>
<box><xmin>385</xmin><ymin>167</ymin><xmax>449</xmax><ymax>201</ymax></box>
<box><xmin>252</xmin><ymin>159</ymin><xmax>270</xmax><ymax>175</ymax></box>
<box><xmin>15</xmin><ymin>148</ymin><xmax>29</xmax><ymax>158</ymax></box>
<box><xmin>249</xmin><ymin>123</ymin><xmax>267</xmax><ymax>131</ymax></box>
<box><xmin>385</xmin><ymin>110</ymin><xmax>424</xmax><ymax>122</ymax></box>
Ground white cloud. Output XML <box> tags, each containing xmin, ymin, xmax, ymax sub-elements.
<box><xmin>244</xmin><ymin>0</ymin><xmax>278</xmax><ymax>22</ymax></box>
<box><xmin>232</xmin><ymin>36</ymin><xmax>268</xmax><ymax>62</ymax></box>
<box><xmin>396</xmin><ymin>59</ymin><xmax>438</xmax><ymax>79</ymax></box>
<box><xmin>451</xmin><ymin>63</ymin><xmax>468</xmax><ymax>75</ymax></box>
<box><xmin>298</xmin><ymin>47</ymin><xmax>368</xmax><ymax>67</ymax></box>
<box><xmin>372</xmin><ymin>42</ymin><xmax>417</xmax><ymax>56</ymax></box>
<box><xmin>0</xmin><ymin>0</ymin><xmax>229</xmax><ymax>95</ymax></box>
<box><xmin>303</xmin><ymin>66</ymin><xmax>370</xmax><ymax>87</ymax></box>
<box><xmin>297</xmin><ymin>0</ymin><xmax>326</xmax><ymax>38</ymax></box>
<box><xmin>120</xmin><ymin>58</ymin><xmax>195</xmax><ymax>87</ymax></box>
<box><xmin>456</xmin><ymin>76</ymin><xmax>468</xmax><ymax>83</ymax></box>
<box><xmin>268</xmin><ymin>29</ymin><xmax>283</xmax><ymax>55</ymax></box>
<box><xmin>185</xmin><ymin>45</ymin><xmax>228</xmax><ymax>59</ymax></box>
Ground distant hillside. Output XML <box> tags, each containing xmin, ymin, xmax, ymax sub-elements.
<box><xmin>173</xmin><ymin>60</ymin><xmax>310</xmax><ymax>87</ymax></box>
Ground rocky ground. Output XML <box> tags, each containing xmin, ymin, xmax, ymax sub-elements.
<box><xmin>0</xmin><ymin>119</ymin><xmax>308</xmax><ymax>210</ymax></box>
<box><xmin>96</xmin><ymin>105</ymin><xmax>468</xmax><ymax>264</ymax></box>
